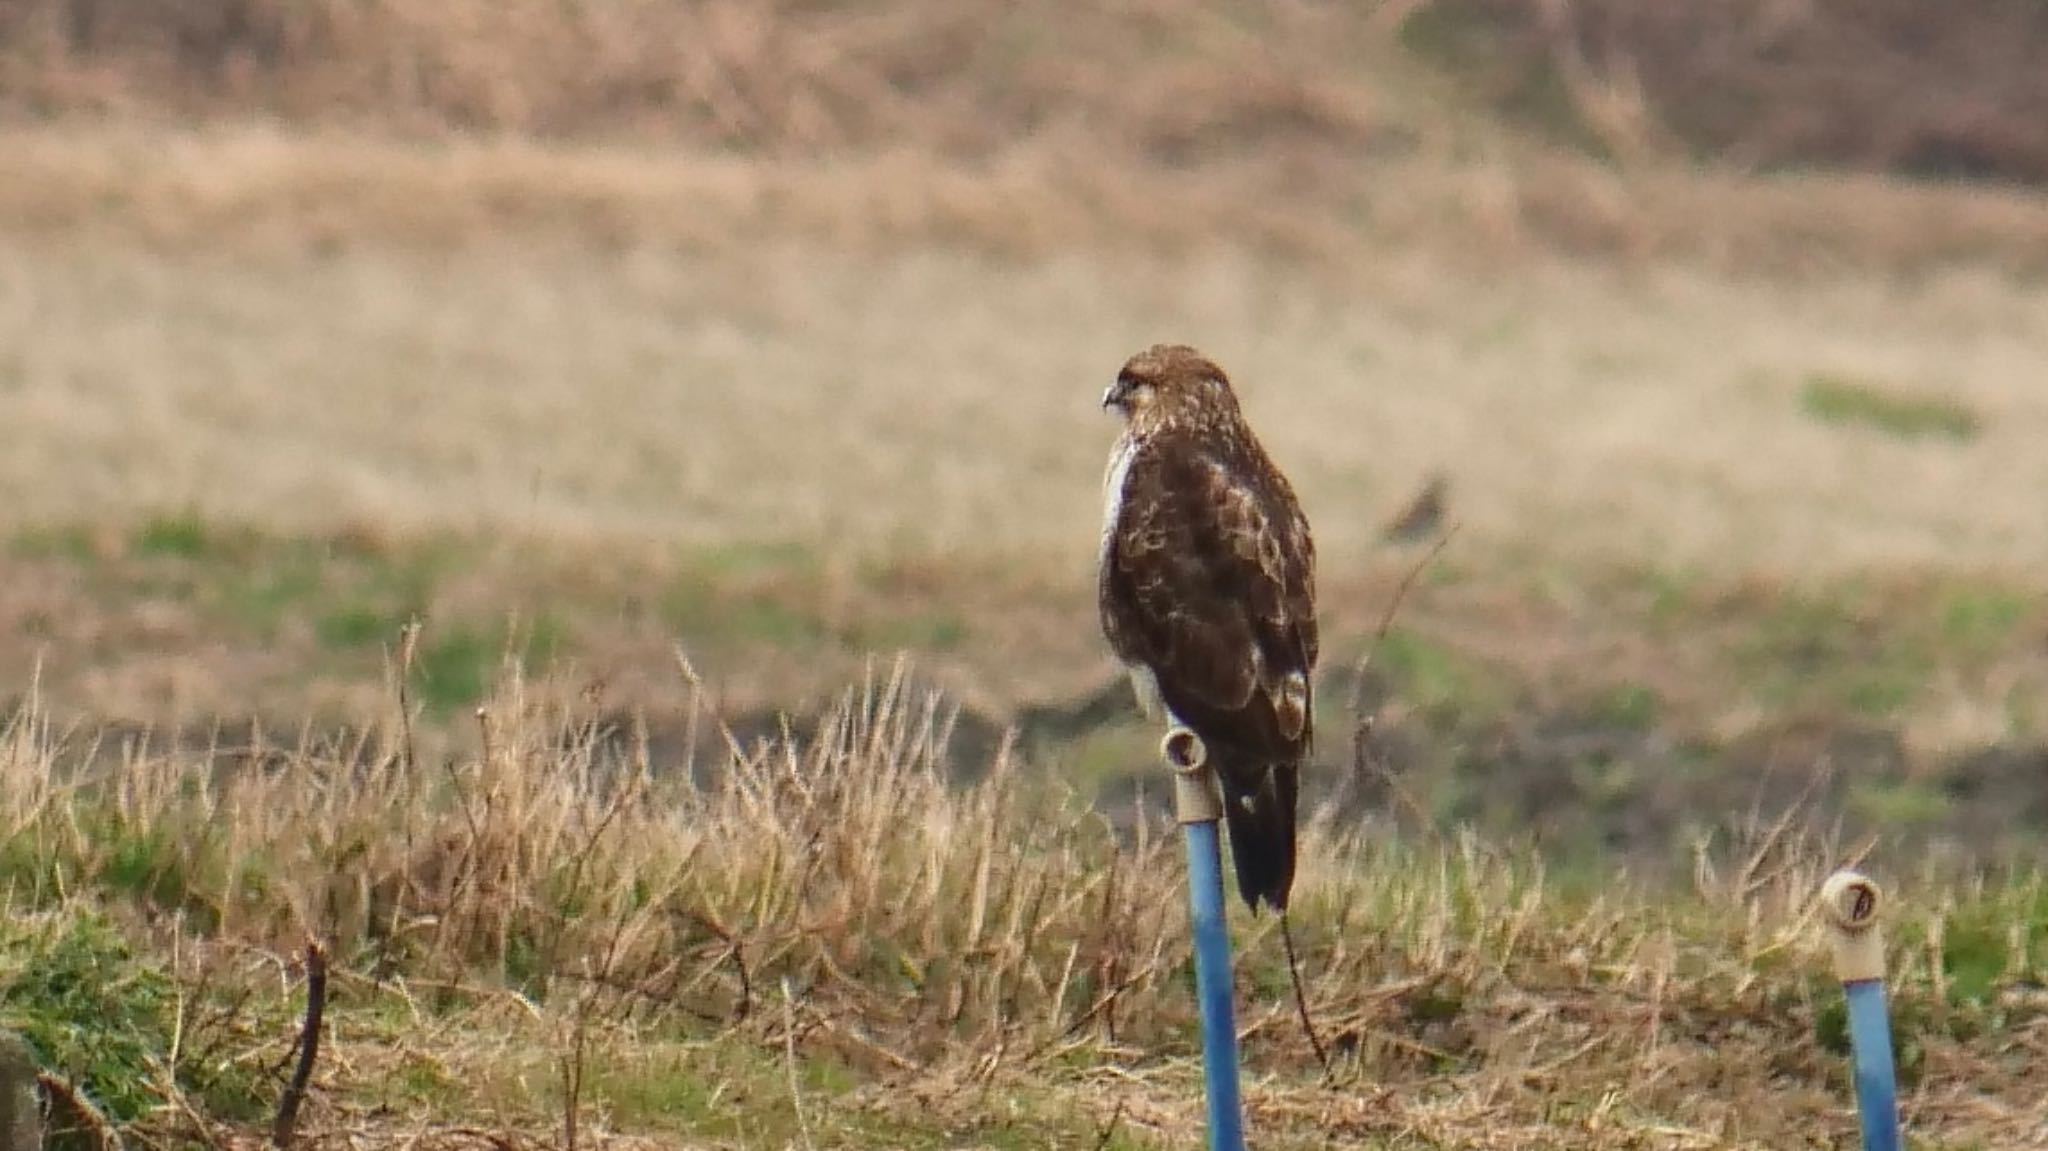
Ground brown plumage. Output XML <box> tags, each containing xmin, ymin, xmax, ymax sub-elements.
<box><xmin>1096</xmin><ymin>344</ymin><xmax>1318</xmax><ymax>914</ymax></box>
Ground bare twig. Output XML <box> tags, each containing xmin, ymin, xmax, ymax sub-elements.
<box><xmin>1091</xmin><ymin>1098</ymin><xmax>1127</xmax><ymax>1150</ymax></box>
<box><xmin>685</xmin><ymin>908</ymin><xmax>754</xmax><ymax>1021</ymax></box>
<box><xmin>395</xmin><ymin>617</ymin><xmax>422</xmax><ymax>778</ymax></box>
<box><xmin>271</xmin><ymin>940</ymin><xmax>328</xmax><ymax>1148</ymax></box>
<box><xmin>1347</xmin><ymin>523</ymin><xmax>1462</xmax><ymax>839</ymax></box>
<box><xmin>1022</xmin><ymin>966</ymin><xmax>1154</xmax><ymax>1064</ymax></box>
<box><xmin>1278</xmin><ymin>911</ymin><xmax>1330</xmax><ymax>1074</ymax></box>
<box><xmin>1346</xmin><ymin>522</ymin><xmax>1462</xmax><ymax>720</ymax></box>
<box><xmin>559</xmin><ymin>981</ymin><xmax>592</xmax><ymax>1151</ymax></box>
<box><xmin>781</xmin><ymin>977</ymin><xmax>816</xmax><ymax>1151</ymax></box>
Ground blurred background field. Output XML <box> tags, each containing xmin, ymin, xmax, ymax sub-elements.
<box><xmin>3</xmin><ymin>3</ymin><xmax>2048</xmax><ymax>1148</ymax></box>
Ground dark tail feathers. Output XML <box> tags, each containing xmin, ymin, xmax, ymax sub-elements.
<box><xmin>1217</xmin><ymin>761</ymin><xmax>1298</xmax><ymax>915</ymax></box>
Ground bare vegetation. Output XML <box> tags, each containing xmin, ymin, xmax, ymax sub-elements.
<box><xmin>1411</xmin><ymin>0</ymin><xmax>2048</xmax><ymax>185</ymax></box>
<box><xmin>5</xmin><ymin>0</ymin><xmax>2047</xmax><ymax>189</ymax></box>
<box><xmin>2</xmin><ymin>656</ymin><xmax>2044</xmax><ymax>1148</ymax></box>
<box><xmin>9</xmin><ymin>2</ymin><xmax>2048</xmax><ymax>276</ymax></box>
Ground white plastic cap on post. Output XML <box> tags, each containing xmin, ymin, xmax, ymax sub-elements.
<box><xmin>1162</xmin><ymin>727</ymin><xmax>1223</xmax><ymax>824</ymax></box>
<box><xmin>1820</xmin><ymin>869</ymin><xmax>1887</xmax><ymax>984</ymax></box>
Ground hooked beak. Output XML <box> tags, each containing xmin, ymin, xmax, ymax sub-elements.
<box><xmin>1102</xmin><ymin>378</ymin><xmax>1131</xmax><ymax>412</ymax></box>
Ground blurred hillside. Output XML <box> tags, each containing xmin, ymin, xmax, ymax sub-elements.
<box><xmin>3</xmin><ymin>0</ymin><xmax>2046</xmax><ymax>186</ymax></box>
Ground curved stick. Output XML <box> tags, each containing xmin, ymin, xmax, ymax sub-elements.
<box><xmin>1820</xmin><ymin>869</ymin><xmax>1901</xmax><ymax>1151</ymax></box>
<box><xmin>1162</xmin><ymin>727</ymin><xmax>1248</xmax><ymax>1151</ymax></box>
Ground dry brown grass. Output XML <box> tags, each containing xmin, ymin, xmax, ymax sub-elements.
<box><xmin>5</xmin><ymin>179</ymin><xmax>2047</xmax><ymax>586</ymax></box>
<box><xmin>6</xmin><ymin>0</ymin><xmax>2048</xmax><ymax>190</ymax></box>
<box><xmin>0</xmin><ymin>1</ymin><xmax>1402</xmax><ymax>149</ymax></box>
<box><xmin>13</xmin><ymin>115</ymin><xmax>2048</xmax><ymax>273</ymax></box>
<box><xmin>1418</xmin><ymin>0</ymin><xmax>2048</xmax><ymax>185</ymax></box>
<box><xmin>1</xmin><ymin>656</ymin><xmax>2043</xmax><ymax>1147</ymax></box>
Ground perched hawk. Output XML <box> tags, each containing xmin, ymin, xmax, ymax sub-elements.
<box><xmin>1097</xmin><ymin>344</ymin><xmax>1318</xmax><ymax>914</ymax></box>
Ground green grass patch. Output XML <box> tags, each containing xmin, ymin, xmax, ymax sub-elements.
<box><xmin>660</xmin><ymin>590</ymin><xmax>826</xmax><ymax>647</ymax></box>
<box><xmin>1373</xmin><ymin>628</ymin><xmax>1501</xmax><ymax>729</ymax></box>
<box><xmin>131</xmin><ymin>509</ymin><xmax>218</xmax><ymax>560</ymax></box>
<box><xmin>201</xmin><ymin>529</ymin><xmax>451</xmax><ymax>642</ymax></box>
<box><xmin>40</xmin><ymin>515</ymin><xmax>465</xmax><ymax>651</ymax></box>
<box><xmin>316</xmin><ymin>602</ymin><xmax>414</xmax><ymax>650</ymax></box>
<box><xmin>215</xmin><ymin>539</ymin><xmax>330</xmax><ymax>637</ymax></box>
<box><xmin>1059</xmin><ymin>725</ymin><xmax>1163</xmax><ymax>799</ymax></box>
<box><xmin>851</xmin><ymin>611</ymin><xmax>970</xmax><ymax>652</ymax></box>
<box><xmin>1937</xmin><ymin>585</ymin><xmax>2031</xmax><ymax>661</ymax></box>
<box><xmin>0</xmin><ymin>908</ymin><xmax>266</xmax><ymax>1126</ymax></box>
<box><xmin>1591</xmin><ymin>682</ymin><xmax>1660</xmax><ymax>732</ymax></box>
<box><xmin>93</xmin><ymin>822</ymin><xmax>219</xmax><ymax>930</ymax></box>
<box><xmin>688</xmin><ymin>540</ymin><xmax>821</xmax><ymax>581</ymax></box>
<box><xmin>412</xmin><ymin>614</ymin><xmax>568</xmax><ymax>712</ymax></box>
<box><xmin>663</xmin><ymin>550</ymin><xmax>834</xmax><ymax>648</ymax></box>
<box><xmin>1800</xmin><ymin>374</ymin><xmax>1981</xmax><ymax>442</ymax></box>
<box><xmin>8</xmin><ymin>524</ymin><xmax>100</xmax><ymax>563</ymax></box>
<box><xmin>1636</xmin><ymin>564</ymin><xmax>1707</xmax><ymax>628</ymax></box>
<box><xmin>1849</xmin><ymin>779</ymin><xmax>1952</xmax><ymax>830</ymax></box>
<box><xmin>1732</xmin><ymin>586</ymin><xmax>1932</xmax><ymax>717</ymax></box>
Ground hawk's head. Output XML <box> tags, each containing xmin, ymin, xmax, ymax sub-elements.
<box><xmin>1102</xmin><ymin>344</ymin><xmax>1238</xmax><ymax>425</ymax></box>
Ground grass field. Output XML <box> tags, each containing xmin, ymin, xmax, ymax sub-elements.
<box><xmin>6</xmin><ymin>665</ymin><xmax>2048</xmax><ymax>1149</ymax></box>
<box><xmin>6</xmin><ymin>5</ymin><xmax>2048</xmax><ymax>1145</ymax></box>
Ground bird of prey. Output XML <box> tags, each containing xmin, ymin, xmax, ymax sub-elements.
<box><xmin>1097</xmin><ymin>343</ymin><xmax>1318</xmax><ymax>914</ymax></box>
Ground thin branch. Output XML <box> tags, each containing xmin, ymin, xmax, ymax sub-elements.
<box><xmin>1091</xmin><ymin>1099</ymin><xmax>1127</xmax><ymax>1151</ymax></box>
<box><xmin>781</xmin><ymin>977</ymin><xmax>817</xmax><ymax>1151</ymax></box>
<box><xmin>1346</xmin><ymin>523</ymin><xmax>1462</xmax><ymax>840</ymax></box>
<box><xmin>687</xmin><ymin>908</ymin><xmax>754</xmax><ymax>1021</ymax></box>
<box><xmin>271</xmin><ymin>940</ymin><xmax>328</xmax><ymax>1148</ymax></box>
<box><xmin>1278</xmin><ymin>911</ymin><xmax>1330</xmax><ymax>1074</ymax></box>
<box><xmin>395</xmin><ymin>617</ymin><xmax>422</xmax><ymax>778</ymax></box>
<box><xmin>1345</xmin><ymin>522</ymin><xmax>1462</xmax><ymax>720</ymax></box>
<box><xmin>559</xmin><ymin>985</ymin><xmax>591</xmax><ymax>1151</ymax></box>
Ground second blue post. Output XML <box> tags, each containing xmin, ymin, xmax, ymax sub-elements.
<box><xmin>1820</xmin><ymin>869</ymin><xmax>1902</xmax><ymax>1151</ymax></box>
<box><xmin>1843</xmin><ymin>978</ymin><xmax>1902</xmax><ymax>1151</ymax></box>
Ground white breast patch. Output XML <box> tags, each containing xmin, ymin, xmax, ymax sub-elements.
<box><xmin>1100</xmin><ymin>432</ymin><xmax>1138</xmax><ymax>564</ymax></box>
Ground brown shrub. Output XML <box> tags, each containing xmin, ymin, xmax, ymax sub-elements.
<box><xmin>1412</xmin><ymin>0</ymin><xmax>2048</xmax><ymax>184</ymax></box>
<box><xmin>7</xmin><ymin>1</ymin><xmax>2048</xmax><ymax>186</ymax></box>
<box><xmin>0</xmin><ymin>0</ymin><xmax>1396</xmax><ymax>161</ymax></box>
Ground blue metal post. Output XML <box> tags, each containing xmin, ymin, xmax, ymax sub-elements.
<box><xmin>1165</xmin><ymin>728</ymin><xmax>1249</xmax><ymax>1151</ymax></box>
<box><xmin>1843</xmin><ymin>979</ymin><xmax>1902</xmax><ymax>1151</ymax></box>
<box><xmin>1821</xmin><ymin>870</ymin><xmax>1901</xmax><ymax>1151</ymax></box>
<box><xmin>1183</xmin><ymin>818</ymin><xmax>1248</xmax><ymax>1151</ymax></box>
